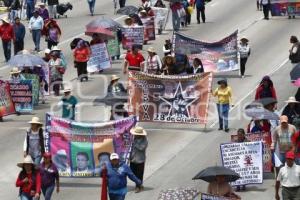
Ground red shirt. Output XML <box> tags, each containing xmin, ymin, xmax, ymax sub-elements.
<box><xmin>292</xmin><ymin>131</ymin><xmax>300</xmax><ymax>158</ymax></box>
<box><xmin>125</xmin><ymin>52</ymin><xmax>145</xmax><ymax>68</ymax></box>
<box><xmin>73</xmin><ymin>47</ymin><xmax>91</xmax><ymax>62</ymax></box>
<box><xmin>16</xmin><ymin>171</ymin><xmax>41</xmax><ymax>195</ymax></box>
<box><xmin>0</xmin><ymin>23</ymin><xmax>14</xmax><ymax>42</ymax></box>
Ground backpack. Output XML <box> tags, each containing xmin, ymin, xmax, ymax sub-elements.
<box><xmin>289</xmin><ymin>43</ymin><xmax>300</xmax><ymax>64</ymax></box>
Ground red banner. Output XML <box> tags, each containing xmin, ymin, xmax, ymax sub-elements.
<box><xmin>0</xmin><ymin>80</ymin><xmax>16</xmax><ymax>117</ymax></box>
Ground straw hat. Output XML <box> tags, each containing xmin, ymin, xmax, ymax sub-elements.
<box><xmin>130</xmin><ymin>126</ymin><xmax>147</xmax><ymax>136</ymax></box>
<box><xmin>240</xmin><ymin>37</ymin><xmax>249</xmax><ymax>43</ymax></box>
<box><xmin>285</xmin><ymin>96</ymin><xmax>299</xmax><ymax>104</ymax></box>
<box><xmin>44</xmin><ymin>49</ymin><xmax>51</xmax><ymax>54</ymax></box>
<box><xmin>10</xmin><ymin>67</ymin><xmax>21</xmax><ymax>74</ymax></box>
<box><xmin>28</xmin><ymin>117</ymin><xmax>43</xmax><ymax>125</ymax></box>
<box><xmin>111</xmin><ymin>75</ymin><xmax>120</xmax><ymax>81</ymax></box>
<box><xmin>1</xmin><ymin>16</ymin><xmax>9</xmax><ymax>23</ymax></box>
<box><xmin>51</xmin><ymin>46</ymin><xmax>61</xmax><ymax>52</ymax></box>
<box><xmin>38</xmin><ymin>2</ymin><xmax>45</xmax><ymax>6</ymax></box>
<box><xmin>147</xmin><ymin>47</ymin><xmax>156</xmax><ymax>53</ymax></box>
<box><xmin>63</xmin><ymin>87</ymin><xmax>72</xmax><ymax>93</ymax></box>
<box><xmin>17</xmin><ymin>155</ymin><xmax>35</xmax><ymax>168</ymax></box>
<box><xmin>164</xmin><ymin>54</ymin><xmax>175</xmax><ymax>63</ymax></box>
<box><xmin>140</xmin><ymin>10</ymin><xmax>147</xmax><ymax>14</ymax></box>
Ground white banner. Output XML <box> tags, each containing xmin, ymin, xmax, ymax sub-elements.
<box><xmin>220</xmin><ymin>141</ymin><xmax>263</xmax><ymax>186</ymax></box>
<box><xmin>151</xmin><ymin>7</ymin><xmax>169</xmax><ymax>30</ymax></box>
<box><xmin>87</xmin><ymin>43</ymin><xmax>111</xmax><ymax>73</ymax></box>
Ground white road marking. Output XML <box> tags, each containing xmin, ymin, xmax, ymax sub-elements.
<box><xmin>210</xmin><ymin>2</ymin><xmax>219</xmax><ymax>7</ymax></box>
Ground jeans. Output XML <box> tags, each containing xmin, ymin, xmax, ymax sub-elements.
<box><xmin>295</xmin><ymin>158</ymin><xmax>300</xmax><ymax>165</ymax></box>
<box><xmin>42</xmin><ymin>184</ymin><xmax>55</xmax><ymax>200</ymax></box>
<box><xmin>130</xmin><ymin>162</ymin><xmax>144</xmax><ymax>186</ymax></box>
<box><xmin>32</xmin><ymin>30</ymin><xmax>41</xmax><ymax>51</ymax></box>
<box><xmin>217</xmin><ymin>103</ymin><xmax>229</xmax><ymax>129</ymax></box>
<box><xmin>119</xmin><ymin>0</ymin><xmax>126</xmax><ymax>8</ymax></box>
<box><xmin>196</xmin><ymin>6</ymin><xmax>206</xmax><ymax>23</ymax></box>
<box><xmin>10</xmin><ymin>10</ymin><xmax>19</xmax><ymax>22</ymax></box>
<box><xmin>262</xmin><ymin>4</ymin><xmax>270</xmax><ymax>19</ymax></box>
<box><xmin>240</xmin><ymin>57</ymin><xmax>248</xmax><ymax>76</ymax></box>
<box><xmin>26</xmin><ymin>2</ymin><xmax>35</xmax><ymax>20</ymax></box>
<box><xmin>172</xmin><ymin>10</ymin><xmax>180</xmax><ymax>32</ymax></box>
<box><xmin>2</xmin><ymin>40</ymin><xmax>12</xmax><ymax>62</ymax></box>
<box><xmin>87</xmin><ymin>0</ymin><xmax>96</xmax><ymax>14</ymax></box>
<box><xmin>14</xmin><ymin>40</ymin><xmax>24</xmax><ymax>55</ymax></box>
<box><xmin>20</xmin><ymin>193</ymin><xmax>33</xmax><ymax>200</ymax></box>
<box><xmin>109</xmin><ymin>193</ymin><xmax>125</xmax><ymax>200</ymax></box>
<box><xmin>279</xmin><ymin>152</ymin><xmax>286</xmax><ymax>165</ymax></box>
<box><xmin>48</xmin><ymin>5</ymin><xmax>57</xmax><ymax>18</ymax></box>
<box><xmin>75</xmin><ymin>61</ymin><xmax>88</xmax><ymax>81</ymax></box>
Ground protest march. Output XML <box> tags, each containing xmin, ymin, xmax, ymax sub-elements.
<box><xmin>0</xmin><ymin>0</ymin><xmax>300</xmax><ymax>200</ymax></box>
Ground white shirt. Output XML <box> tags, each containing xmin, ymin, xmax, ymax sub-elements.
<box><xmin>261</xmin><ymin>0</ymin><xmax>269</xmax><ymax>5</ymax></box>
<box><xmin>28</xmin><ymin>16</ymin><xmax>44</xmax><ymax>30</ymax></box>
<box><xmin>144</xmin><ymin>55</ymin><xmax>162</xmax><ymax>73</ymax></box>
<box><xmin>277</xmin><ymin>163</ymin><xmax>300</xmax><ymax>187</ymax></box>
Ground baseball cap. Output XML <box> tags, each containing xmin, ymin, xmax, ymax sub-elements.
<box><xmin>280</xmin><ymin>115</ymin><xmax>288</xmax><ymax>123</ymax></box>
<box><xmin>286</xmin><ymin>151</ymin><xmax>295</xmax><ymax>160</ymax></box>
<box><xmin>110</xmin><ymin>153</ymin><xmax>119</xmax><ymax>160</ymax></box>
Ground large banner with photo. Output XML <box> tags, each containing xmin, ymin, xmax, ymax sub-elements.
<box><xmin>231</xmin><ymin>132</ymin><xmax>272</xmax><ymax>172</ymax></box>
<box><xmin>173</xmin><ymin>31</ymin><xmax>238</xmax><ymax>72</ymax></box>
<box><xmin>0</xmin><ymin>80</ymin><xmax>16</xmax><ymax>117</ymax></box>
<box><xmin>197</xmin><ymin>193</ymin><xmax>231</xmax><ymax>200</ymax></box>
<box><xmin>270</xmin><ymin>0</ymin><xmax>300</xmax><ymax>16</ymax></box>
<box><xmin>9</xmin><ymin>80</ymin><xmax>33</xmax><ymax>112</ymax></box>
<box><xmin>87</xmin><ymin>43</ymin><xmax>112</xmax><ymax>73</ymax></box>
<box><xmin>220</xmin><ymin>141</ymin><xmax>264</xmax><ymax>186</ymax></box>
<box><xmin>121</xmin><ymin>26</ymin><xmax>144</xmax><ymax>50</ymax></box>
<box><xmin>141</xmin><ymin>17</ymin><xmax>156</xmax><ymax>41</ymax></box>
<box><xmin>128</xmin><ymin>72</ymin><xmax>212</xmax><ymax>124</ymax></box>
<box><xmin>45</xmin><ymin>114</ymin><xmax>137</xmax><ymax>177</ymax></box>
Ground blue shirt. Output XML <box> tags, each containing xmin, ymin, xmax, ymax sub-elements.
<box><xmin>29</xmin><ymin>16</ymin><xmax>44</xmax><ymax>30</ymax></box>
<box><xmin>195</xmin><ymin>0</ymin><xmax>205</xmax><ymax>8</ymax></box>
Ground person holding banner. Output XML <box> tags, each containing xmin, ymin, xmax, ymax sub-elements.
<box><xmin>10</xmin><ymin>67</ymin><xmax>25</xmax><ymax>82</ymax></box>
<box><xmin>123</xmin><ymin>45</ymin><xmax>145</xmax><ymax>74</ymax></box>
<box><xmin>144</xmin><ymin>47</ymin><xmax>162</xmax><ymax>74</ymax></box>
<box><xmin>61</xmin><ymin>88</ymin><xmax>77</xmax><ymax>120</ymax></box>
<box><xmin>73</xmin><ymin>40</ymin><xmax>91</xmax><ymax>82</ymax></box>
<box><xmin>238</xmin><ymin>37</ymin><xmax>251</xmax><ymax>78</ymax></box>
<box><xmin>23</xmin><ymin>117</ymin><xmax>45</xmax><ymax>165</ymax></box>
<box><xmin>207</xmin><ymin>175</ymin><xmax>241</xmax><ymax>199</ymax></box>
<box><xmin>213</xmin><ymin>79</ymin><xmax>233</xmax><ymax>132</ymax></box>
<box><xmin>186</xmin><ymin>58</ymin><xmax>204</xmax><ymax>74</ymax></box>
<box><xmin>194</xmin><ymin>0</ymin><xmax>206</xmax><ymax>24</ymax></box>
<box><xmin>49</xmin><ymin>51</ymin><xmax>64</xmax><ymax>96</ymax></box>
<box><xmin>162</xmin><ymin>54</ymin><xmax>176</xmax><ymax>75</ymax></box>
<box><xmin>275</xmin><ymin>151</ymin><xmax>300</xmax><ymax>200</ymax></box>
<box><xmin>255</xmin><ymin>76</ymin><xmax>277</xmax><ymax>100</ymax></box>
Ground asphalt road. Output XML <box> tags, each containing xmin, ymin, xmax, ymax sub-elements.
<box><xmin>0</xmin><ymin>0</ymin><xmax>299</xmax><ymax>199</ymax></box>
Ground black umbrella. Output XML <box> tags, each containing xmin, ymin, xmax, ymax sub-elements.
<box><xmin>290</xmin><ymin>64</ymin><xmax>300</xmax><ymax>82</ymax></box>
<box><xmin>70</xmin><ymin>38</ymin><xmax>82</xmax><ymax>50</ymax></box>
<box><xmin>192</xmin><ymin>166</ymin><xmax>240</xmax><ymax>182</ymax></box>
<box><xmin>116</xmin><ymin>6</ymin><xmax>139</xmax><ymax>15</ymax></box>
<box><xmin>258</xmin><ymin>97</ymin><xmax>277</xmax><ymax>107</ymax></box>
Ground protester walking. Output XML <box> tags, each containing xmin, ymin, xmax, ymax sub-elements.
<box><xmin>261</xmin><ymin>0</ymin><xmax>270</xmax><ymax>20</ymax></box>
<box><xmin>60</xmin><ymin>88</ymin><xmax>78</xmax><ymax>120</ymax></box>
<box><xmin>255</xmin><ymin>76</ymin><xmax>277</xmax><ymax>100</ymax></box>
<box><xmin>48</xmin><ymin>0</ymin><xmax>59</xmax><ymax>19</ymax></box>
<box><xmin>40</xmin><ymin>153</ymin><xmax>60</xmax><ymax>200</ymax></box>
<box><xmin>44</xmin><ymin>19</ymin><xmax>61</xmax><ymax>49</ymax></box>
<box><xmin>213</xmin><ymin>79</ymin><xmax>233</xmax><ymax>132</ymax></box>
<box><xmin>292</xmin><ymin>131</ymin><xmax>300</xmax><ymax>165</ymax></box>
<box><xmin>187</xmin><ymin>58</ymin><xmax>204</xmax><ymax>74</ymax></box>
<box><xmin>25</xmin><ymin>0</ymin><xmax>35</xmax><ymax>20</ymax></box>
<box><xmin>130</xmin><ymin>127</ymin><xmax>148</xmax><ymax>193</ymax></box>
<box><xmin>282</xmin><ymin>97</ymin><xmax>300</xmax><ymax>126</ymax></box>
<box><xmin>28</xmin><ymin>10</ymin><xmax>44</xmax><ymax>52</ymax></box>
<box><xmin>123</xmin><ymin>45</ymin><xmax>145</xmax><ymax>74</ymax></box>
<box><xmin>8</xmin><ymin>0</ymin><xmax>21</xmax><ymax>23</ymax></box>
<box><xmin>119</xmin><ymin>0</ymin><xmax>126</xmax><ymax>8</ymax></box>
<box><xmin>275</xmin><ymin>151</ymin><xmax>300</xmax><ymax>200</ymax></box>
<box><xmin>170</xmin><ymin>2</ymin><xmax>183</xmax><ymax>31</ymax></box>
<box><xmin>49</xmin><ymin>50</ymin><xmax>65</xmax><ymax>96</ymax></box>
<box><xmin>163</xmin><ymin>39</ymin><xmax>172</xmax><ymax>56</ymax></box>
<box><xmin>38</xmin><ymin>2</ymin><xmax>49</xmax><ymax>21</ymax></box>
<box><xmin>10</xmin><ymin>67</ymin><xmax>25</xmax><ymax>82</ymax></box>
<box><xmin>73</xmin><ymin>40</ymin><xmax>91</xmax><ymax>82</ymax></box>
<box><xmin>194</xmin><ymin>0</ymin><xmax>205</xmax><ymax>24</ymax></box>
<box><xmin>23</xmin><ymin>117</ymin><xmax>45</xmax><ymax>165</ymax></box>
<box><xmin>289</xmin><ymin>36</ymin><xmax>300</xmax><ymax>64</ymax></box>
<box><xmin>107</xmin><ymin>75</ymin><xmax>127</xmax><ymax>97</ymax></box>
<box><xmin>238</xmin><ymin>37</ymin><xmax>251</xmax><ymax>78</ymax></box>
<box><xmin>0</xmin><ymin>17</ymin><xmax>14</xmax><ymax>62</ymax></box>
<box><xmin>144</xmin><ymin>47</ymin><xmax>162</xmax><ymax>74</ymax></box>
<box><xmin>87</xmin><ymin>0</ymin><xmax>96</xmax><ymax>16</ymax></box>
<box><xmin>207</xmin><ymin>175</ymin><xmax>241</xmax><ymax>199</ymax></box>
<box><xmin>271</xmin><ymin>115</ymin><xmax>297</xmax><ymax>164</ymax></box>
<box><xmin>13</xmin><ymin>17</ymin><xmax>25</xmax><ymax>54</ymax></box>
<box><xmin>16</xmin><ymin>155</ymin><xmax>41</xmax><ymax>200</ymax></box>
<box><xmin>102</xmin><ymin>153</ymin><xmax>142</xmax><ymax>200</ymax></box>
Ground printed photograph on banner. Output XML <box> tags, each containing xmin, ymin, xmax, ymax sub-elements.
<box><xmin>199</xmin><ymin>193</ymin><xmax>231</xmax><ymax>200</ymax></box>
<box><xmin>93</xmin><ymin>139</ymin><xmax>114</xmax><ymax>176</ymax></box>
<box><xmin>270</xmin><ymin>0</ymin><xmax>300</xmax><ymax>16</ymax></box>
<box><xmin>121</xmin><ymin>26</ymin><xmax>144</xmax><ymax>50</ymax></box>
<box><xmin>107</xmin><ymin>32</ymin><xmax>121</xmax><ymax>58</ymax></box>
<box><xmin>71</xmin><ymin>142</ymin><xmax>94</xmax><ymax>177</ymax></box>
<box><xmin>173</xmin><ymin>31</ymin><xmax>238</xmax><ymax>72</ymax></box>
<box><xmin>9</xmin><ymin>80</ymin><xmax>33</xmax><ymax>113</ymax></box>
<box><xmin>22</xmin><ymin>73</ymin><xmax>40</xmax><ymax>106</ymax></box>
<box><xmin>128</xmin><ymin>72</ymin><xmax>212</xmax><ymax>124</ymax></box>
<box><xmin>0</xmin><ymin>81</ymin><xmax>16</xmax><ymax>117</ymax></box>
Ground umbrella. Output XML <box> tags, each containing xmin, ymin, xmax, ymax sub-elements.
<box><xmin>258</xmin><ymin>97</ymin><xmax>277</xmax><ymax>107</ymax></box>
<box><xmin>245</xmin><ymin>106</ymin><xmax>280</xmax><ymax>120</ymax></box>
<box><xmin>158</xmin><ymin>188</ymin><xmax>200</xmax><ymax>200</ymax></box>
<box><xmin>192</xmin><ymin>166</ymin><xmax>240</xmax><ymax>182</ymax></box>
<box><xmin>85</xmin><ymin>27</ymin><xmax>115</xmax><ymax>40</ymax></box>
<box><xmin>8</xmin><ymin>50</ymin><xmax>46</xmax><ymax>67</ymax></box>
<box><xmin>116</xmin><ymin>6</ymin><xmax>138</xmax><ymax>15</ymax></box>
<box><xmin>290</xmin><ymin>64</ymin><xmax>300</xmax><ymax>82</ymax></box>
<box><xmin>86</xmin><ymin>17</ymin><xmax>122</xmax><ymax>31</ymax></box>
<box><xmin>293</xmin><ymin>78</ymin><xmax>300</xmax><ymax>87</ymax></box>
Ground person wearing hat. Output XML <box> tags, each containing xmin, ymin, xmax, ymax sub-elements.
<box><xmin>43</xmin><ymin>48</ymin><xmax>51</xmax><ymax>62</ymax></box>
<box><xmin>130</xmin><ymin>126</ymin><xmax>148</xmax><ymax>193</ymax></box>
<box><xmin>213</xmin><ymin>79</ymin><xmax>233</xmax><ymax>132</ymax></box>
<box><xmin>0</xmin><ymin>17</ymin><xmax>14</xmax><ymax>62</ymax></box>
<box><xmin>238</xmin><ymin>37</ymin><xmax>251</xmax><ymax>78</ymax></box>
<box><xmin>271</xmin><ymin>115</ymin><xmax>297</xmax><ymax>164</ymax></box>
<box><xmin>39</xmin><ymin>153</ymin><xmax>60</xmax><ymax>200</ymax></box>
<box><xmin>53</xmin><ymin>149</ymin><xmax>71</xmax><ymax>173</ymax></box>
<box><xmin>28</xmin><ymin>9</ymin><xmax>44</xmax><ymax>52</ymax></box>
<box><xmin>73</xmin><ymin>39</ymin><xmax>91</xmax><ymax>82</ymax></box>
<box><xmin>124</xmin><ymin>16</ymin><xmax>134</xmax><ymax>27</ymax></box>
<box><xmin>49</xmin><ymin>49</ymin><xmax>64</xmax><ymax>96</ymax></box>
<box><xmin>144</xmin><ymin>47</ymin><xmax>162</xmax><ymax>74</ymax></box>
<box><xmin>194</xmin><ymin>0</ymin><xmax>206</xmax><ymax>24</ymax></box>
<box><xmin>23</xmin><ymin>117</ymin><xmax>45</xmax><ymax>165</ymax></box>
<box><xmin>51</xmin><ymin>45</ymin><xmax>67</xmax><ymax>69</ymax></box>
<box><xmin>10</xmin><ymin>67</ymin><xmax>25</xmax><ymax>82</ymax></box>
<box><xmin>13</xmin><ymin>17</ymin><xmax>26</xmax><ymax>55</ymax></box>
<box><xmin>60</xmin><ymin>87</ymin><xmax>77</xmax><ymax>120</ymax></box>
<box><xmin>123</xmin><ymin>45</ymin><xmax>145</xmax><ymax>74</ymax></box>
<box><xmin>163</xmin><ymin>39</ymin><xmax>172</xmax><ymax>56</ymax></box>
<box><xmin>16</xmin><ymin>155</ymin><xmax>42</xmax><ymax>200</ymax></box>
<box><xmin>275</xmin><ymin>151</ymin><xmax>300</xmax><ymax>200</ymax></box>
<box><xmin>282</xmin><ymin>97</ymin><xmax>300</xmax><ymax>126</ymax></box>
<box><xmin>100</xmin><ymin>152</ymin><xmax>142</xmax><ymax>199</ymax></box>
<box><xmin>38</xmin><ymin>2</ymin><xmax>49</xmax><ymax>21</ymax></box>
<box><xmin>107</xmin><ymin>75</ymin><xmax>127</xmax><ymax>101</ymax></box>
<box><xmin>255</xmin><ymin>76</ymin><xmax>277</xmax><ymax>101</ymax></box>
<box><xmin>162</xmin><ymin>54</ymin><xmax>176</xmax><ymax>75</ymax></box>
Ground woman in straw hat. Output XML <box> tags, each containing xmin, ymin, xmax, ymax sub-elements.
<box><xmin>282</xmin><ymin>96</ymin><xmax>300</xmax><ymax>127</ymax></box>
<box><xmin>16</xmin><ymin>155</ymin><xmax>42</xmax><ymax>200</ymax></box>
<box><xmin>61</xmin><ymin>87</ymin><xmax>77</xmax><ymax>120</ymax></box>
<box><xmin>238</xmin><ymin>37</ymin><xmax>251</xmax><ymax>78</ymax></box>
<box><xmin>144</xmin><ymin>47</ymin><xmax>162</xmax><ymax>75</ymax></box>
<box><xmin>10</xmin><ymin>67</ymin><xmax>25</xmax><ymax>82</ymax></box>
<box><xmin>23</xmin><ymin>117</ymin><xmax>45</xmax><ymax>165</ymax></box>
<box><xmin>130</xmin><ymin>126</ymin><xmax>148</xmax><ymax>193</ymax></box>
<box><xmin>107</xmin><ymin>75</ymin><xmax>127</xmax><ymax>96</ymax></box>
<box><xmin>39</xmin><ymin>152</ymin><xmax>60</xmax><ymax>200</ymax></box>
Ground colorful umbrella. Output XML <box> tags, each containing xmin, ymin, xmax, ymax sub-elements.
<box><xmin>192</xmin><ymin>166</ymin><xmax>240</xmax><ymax>183</ymax></box>
<box><xmin>85</xmin><ymin>27</ymin><xmax>115</xmax><ymax>40</ymax></box>
<box><xmin>8</xmin><ymin>50</ymin><xmax>46</xmax><ymax>67</ymax></box>
<box><xmin>293</xmin><ymin>78</ymin><xmax>300</xmax><ymax>87</ymax></box>
<box><xmin>245</xmin><ymin>106</ymin><xmax>279</xmax><ymax>120</ymax></box>
<box><xmin>86</xmin><ymin>17</ymin><xmax>122</xmax><ymax>31</ymax></box>
<box><xmin>116</xmin><ymin>6</ymin><xmax>139</xmax><ymax>15</ymax></box>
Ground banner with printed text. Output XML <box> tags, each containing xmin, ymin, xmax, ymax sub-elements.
<box><xmin>195</xmin><ymin>193</ymin><xmax>231</xmax><ymax>200</ymax></box>
<box><xmin>0</xmin><ymin>80</ymin><xmax>15</xmax><ymax>117</ymax></box>
<box><xmin>173</xmin><ymin>31</ymin><xmax>238</xmax><ymax>72</ymax></box>
<box><xmin>87</xmin><ymin>43</ymin><xmax>112</xmax><ymax>73</ymax></box>
<box><xmin>23</xmin><ymin>73</ymin><xmax>40</xmax><ymax>106</ymax></box>
<box><xmin>142</xmin><ymin>17</ymin><xmax>156</xmax><ymax>41</ymax></box>
<box><xmin>121</xmin><ymin>26</ymin><xmax>144</xmax><ymax>50</ymax></box>
<box><xmin>220</xmin><ymin>141</ymin><xmax>263</xmax><ymax>186</ymax></box>
<box><xmin>45</xmin><ymin>114</ymin><xmax>136</xmax><ymax>177</ymax></box>
<box><xmin>128</xmin><ymin>72</ymin><xmax>212</xmax><ymax>124</ymax></box>
<box><xmin>270</xmin><ymin>0</ymin><xmax>300</xmax><ymax>16</ymax></box>
<box><xmin>231</xmin><ymin>132</ymin><xmax>272</xmax><ymax>172</ymax></box>
<box><xmin>151</xmin><ymin>7</ymin><xmax>169</xmax><ymax>31</ymax></box>
<box><xmin>9</xmin><ymin>80</ymin><xmax>33</xmax><ymax>112</ymax></box>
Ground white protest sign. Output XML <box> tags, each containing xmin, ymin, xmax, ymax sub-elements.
<box><xmin>151</xmin><ymin>7</ymin><xmax>169</xmax><ymax>30</ymax></box>
<box><xmin>220</xmin><ymin>141</ymin><xmax>263</xmax><ymax>186</ymax></box>
<box><xmin>87</xmin><ymin>43</ymin><xmax>111</xmax><ymax>73</ymax></box>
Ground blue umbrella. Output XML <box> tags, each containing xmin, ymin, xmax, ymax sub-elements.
<box><xmin>8</xmin><ymin>50</ymin><xmax>46</xmax><ymax>67</ymax></box>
